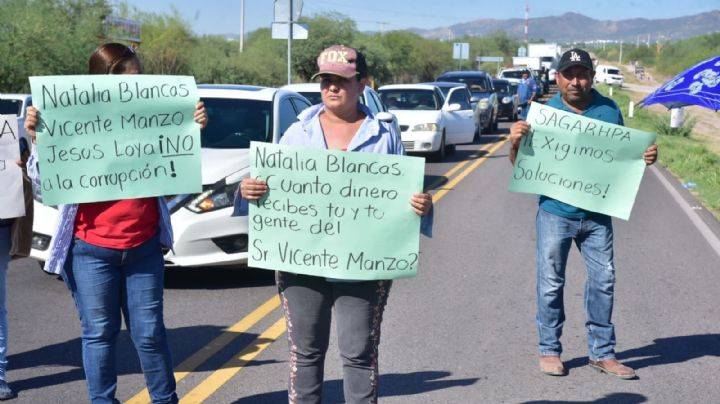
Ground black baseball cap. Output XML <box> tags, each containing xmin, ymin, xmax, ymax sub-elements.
<box><xmin>557</xmin><ymin>48</ymin><xmax>593</xmax><ymax>72</ymax></box>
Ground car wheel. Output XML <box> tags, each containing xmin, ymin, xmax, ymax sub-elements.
<box><xmin>491</xmin><ymin>114</ymin><xmax>498</xmax><ymax>132</ymax></box>
<box><xmin>473</xmin><ymin>124</ymin><xmax>481</xmax><ymax>142</ymax></box>
<box><xmin>445</xmin><ymin>143</ymin><xmax>456</xmax><ymax>155</ymax></box>
<box><xmin>432</xmin><ymin>132</ymin><xmax>446</xmax><ymax>162</ymax></box>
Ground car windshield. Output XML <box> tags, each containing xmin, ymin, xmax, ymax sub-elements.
<box><xmin>607</xmin><ymin>69</ymin><xmax>621</xmax><ymax>75</ymax></box>
<box><xmin>501</xmin><ymin>70</ymin><xmax>526</xmax><ymax>80</ymax></box>
<box><xmin>298</xmin><ymin>91</ymin><xmax>322</xmax><ymax>105</ymax></box>
<box><xmin>435</xmin><ymin>86</ymin><xmax>454</xmax><ymax>97</ymax></box>
<box><xmin>379</xmin><ymin>89</ymin><xmax>439</xmax><ymax>111</ymax></box>
<box><xmin>493</xmin><ymin>82</ymin><xmax>512</xmax><ymax>93</ymax></box>
<box><xmin>200</xmin><ymin>97</ymin><xmax>272</xmax><ymax>149</ymax></box>
<box><xmin>441</xmin><ymin>77</ymin><xmax>487</xmax><ymax>93</ymax></box>
<box><xmin>0</xmin><ymin>99</ymin><xmax>22</xmax><ymax>116</ymax></box>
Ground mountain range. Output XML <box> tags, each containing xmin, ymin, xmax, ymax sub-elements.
<box><xmin>410</xmin><ymin>10</ymin><xmax>720</xmax><ymax>43</ymax></box>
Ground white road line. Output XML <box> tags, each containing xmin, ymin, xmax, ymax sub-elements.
<box><xmin>650</xmin><ymin>165</ymin><xmax>720</xmax><ymax>258</ymax></box>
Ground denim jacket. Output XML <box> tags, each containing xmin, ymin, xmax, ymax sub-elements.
<box><xmin>27</xmin><ymin>145</ymin><xmax>174</xmax><ymax>275</ymax></box>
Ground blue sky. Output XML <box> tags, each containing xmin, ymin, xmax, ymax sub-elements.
<box><xmin>119</xmin><ymin>0</ymin><xmax>720</xmax><ymax>36</ymax></box>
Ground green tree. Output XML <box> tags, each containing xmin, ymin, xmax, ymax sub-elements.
<box><xmin>133</xmin><ymin>9</ymin><xmax>195</xmax><ymax>75</ymax></box>
<box><xmin>292</xmin><ymin>13</ymin><xmax>357</xmax><ymax>81</ymax></box>
<box><xmin>0</xmin><ymin>0</ymin><xmax>110</xmax><ymax>92</ymax></box>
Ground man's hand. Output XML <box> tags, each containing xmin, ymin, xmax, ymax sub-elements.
<box><xmin>509</xmin><ymin>120</ymin><xmax>530</xmax><ymax>165</ymax></box>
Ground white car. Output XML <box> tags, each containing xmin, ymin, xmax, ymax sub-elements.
<box><xmin>281</xmin><ymin>82</ymin><xmax>402</xmax><ymax>134</ymax></box>
<box><xmin>30</xmin><ymin>84</ymin><xmax>312</xmax><ymax>269</ymax></box>
<box><xmin>595</xmin><ymin>64</ymin><xmax>624</xmax><ymax>87</ymax></box>
<box><xmin>377</xmin><ymin>84</ymin><xmax>476</xmax><ymax>160</ymax></box>
<box><xmin>0</xmin><ymin>93</ymin><xmax>33</xmax><ymax>151</ymax></box>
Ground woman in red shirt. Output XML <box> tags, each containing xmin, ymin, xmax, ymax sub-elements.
<box><xmin>25</xmin><ymin>43</ymin><xmax>207</xmax><ymax>404</ymax></box>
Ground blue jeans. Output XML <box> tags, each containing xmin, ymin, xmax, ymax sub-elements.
<box><xmin>535</xmin><ymin>208</ymin><xmax>617</xmax><ymax>361</ymax></box>
<box><xmin>63</xmin><ymin>234</ymin><xmax>177</xmax><ymax>404</ymax></box>
<box><xmin>0</xmin><ymin>227</ymin><xmax>10</xmax><ymax>381</ymax></box>
<box><xmin>519</xmin><ymin>102</ymin><xmax>529</xmax><ymax>120</ymax></box>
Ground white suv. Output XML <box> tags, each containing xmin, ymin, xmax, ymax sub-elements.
<box><xmin>29</xmin><ymin>85</ymin><xmax>312</xmax><ymax>269</ymax></box>
<box><xmin>595</xmin><ymin>64</ymin><xmax>624</xmax><ymax>87</ymax></box>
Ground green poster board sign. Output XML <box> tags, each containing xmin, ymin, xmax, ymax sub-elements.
<box><xmin>29</xmin><ymin>75</ymin><xmax>201</xmax><ymax>205</ymax></box>
<box><xmin>509</xmin><ymin>103</ymin><xmax>656</xmax><ymax>220</ymax></box>
<box><xmin>248</xmin><ymin>142</ymin><xmax>425</xmax><ymax>280</ymax></box>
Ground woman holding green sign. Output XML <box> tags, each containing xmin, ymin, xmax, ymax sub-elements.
<box><xmin>24</xmin><ymin>43</ymin><xmax>207</xmax><ymax>404</ymax></box>
<box><xmin>240</xmin><ymin>45</ymin><xmax>433</xmax><ymax>404</ymax></box>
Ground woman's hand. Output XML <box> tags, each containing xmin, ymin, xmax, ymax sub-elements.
<box><xmin>644</xmin><ymin>144</ymin><xmax>658</xmax><ymax>165</ymax></box>
<box><xmin>410</xmin><ymin>192</ymin><xmax>433</xmax><ymax>216</ymax></box>
<box><xmin>194</xmin><ymin>101</ymin><xmax>208</xmax><ymax>129</ymax></box>
<box><xmin>24</xmin><ymin>106</ymin><xmax>39</xmax><ymax>143</ymax></box>
<box><xmin>240</xmin><ymin>177</ymin><xmax>268</xmax><ymax>200</ymax></box>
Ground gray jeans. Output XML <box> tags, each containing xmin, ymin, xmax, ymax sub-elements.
<box><xmin>277</xmin><ymin>272</ymin><xmax>392</xmax><ymax>404</ymax></box>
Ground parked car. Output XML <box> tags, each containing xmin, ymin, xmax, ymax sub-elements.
<box><xmin>377</xmin><ymin>83</ymin><xmax>475</xmax><ymax>161</ymax></box>
<box><xmin>30</xmin><ymin>84</ymin><xmax>312</xmax><ymax>269</ymax></box>
<box><xmin>492</xmin><ymin>79</ymin><xmax>519</xmax><ymax>122</ymax></box>
<box><xmin>595</xmin><ymin>64</ymin><xmax>624</xmax><ymax>87</ymax></box>
<box><xmin>0</xmin><ymin>93</ymin><xmax>33</xmax><ymax>151</ymax></box>
<box><xmin>497</xmin><ymin>67</ymin><xmax>527</xmax><ymax>84</ymax></box>
<box><xmin>421</xmin><ymin>81</ymin><xmax>481</xmax><ymax>138</ymax></box>
<box><xmin>280</xmin><ymin>82</ymin><xmax>402</xmax><ymax>134</ymax></box>
<box><xmin>435</xmin><ymin>70</ymin><xmax>498</xmax><ymax>134</ymax></box>
<box><xmin>279</xmin><ymin>82</ymin><xmax>323</xmax><ymax>105</ymax></box>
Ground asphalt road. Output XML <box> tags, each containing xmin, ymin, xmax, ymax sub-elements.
<box><xmin>6</xmin><ymin>120</ymin><xmax>720</xmax><ymax>403</ymax></box>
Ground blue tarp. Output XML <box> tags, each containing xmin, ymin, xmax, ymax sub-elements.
<box><xmin>639</xmin><ymin>55</ymin><xmax>720</xmax><ymax>111</ymax></box>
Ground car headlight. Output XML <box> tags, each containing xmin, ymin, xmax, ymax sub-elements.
<box><xmin>412</xmin><ymin>123</ymin><xmax>439</xmax><ymax>132</ymax></box>
<box><xmin>502</xmin><ymin>96</ymin><xmax>513</xmax><ymax>104</ymax></box>
<box><xmin>186</xmin><ymin>178</ymin><xmax>239</xmax><ymax>213</ymax></box>
<box><xmin>478</xmin><ymin>99</ymin><xmax>490</xmax><ymax>110</ymax></box>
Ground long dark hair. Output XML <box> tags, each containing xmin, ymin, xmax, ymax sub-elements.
<box><xmin>88</xmin><ymin>43</ymin><xmax>141</xmax><ymax>75</ymax></box>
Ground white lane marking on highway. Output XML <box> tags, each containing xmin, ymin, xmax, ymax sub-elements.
<box><xmin>650</xmin><ymin>165</ymin><xmax>720</xmax><ymax>258</ymax></box>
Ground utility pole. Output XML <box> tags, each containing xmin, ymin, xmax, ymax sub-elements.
<box><xmin>524</xmin><ymin>1</ymin><xmax>529</xmax><ymax>45</ymax></box>
<box><xmin>239</xmin><ymin>0</ymin><xmax>244</xmax><ymax>52</ymax></box>
<box><xmin>288</xmin><ymin>0</ymin><xmax>293</xmax><ymax>84</ymax></box>
<box><xmin>619</xmin><ymin>40</ymin><xmax>623</xmax><ymax>65</ymax></box>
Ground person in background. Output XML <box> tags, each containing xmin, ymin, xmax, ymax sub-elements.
<box><xmin>240</xmin><ymin>44</ymin><xmax>433</xmax><ymax>404</ymax></box>
<box><xmin>509</xmin><ymin>48</ymin><xmax>658</xmax><ymax>379</ymax></box>
<box><xmin>517</xmin><ymin>70</ymin><xmax>537</xmax><ymax>120</ymax></box>
<box><xmin>0</xmin><ymin>140</ymin><xmax>33</xmax><ymax>401</ymax></box>
<box><xmin>24</xmin><ymin>43</ymin><xmax>207</xmax><ymax>404</ymax></box>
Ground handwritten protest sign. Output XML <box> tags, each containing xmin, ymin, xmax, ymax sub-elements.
<box><xmin>29</xmin><ymin>75</ymin><xmax>201</xmax><ymax>205</ymax></box>
<box><xmin>248</xmin><ymin>142</ymin><xmax>425</xmax><ymax>280</ymax></box>
<box><xmin>509</xmin><ymin>103</ymin><xmax>656</xmax><ymax>220</ymax></box>
<box><xmin>0</xmin><ymin>115</ymin><xmax>25</xmax><ymax>218</ymax></box>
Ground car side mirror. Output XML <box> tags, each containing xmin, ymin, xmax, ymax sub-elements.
<box><xmin>470</xmin><ymin>95</ymin><xmax>480</xmax><ymax>103</ymax></box>
<box><xmin>444</xmin><ymin>103</ymin><xmax>461</xmax><ymax>112</ymax></box>
<box><xmin>376</xmin><ymin>111</ymin><xmax>395</xmax><ymax>123</ymax></box>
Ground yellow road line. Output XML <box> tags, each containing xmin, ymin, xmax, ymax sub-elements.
<box><xmin>179</xmin><ymin>318</ymin><xmax>287</xmax><ymax>404</ymax></box>
<box><xmin>424</xmin><ymin>142</ymin><xmax>496</xmax><ymax>192</ymax></box>
<box><xmin>125</xmin><ymin>295</ymin><xmax>281</xmax><ymax>404</ymax></box>
<box><xmin>432</xmin><ymin>138</ymin><xmax>508</xmax><ymax>203</ymax></box>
